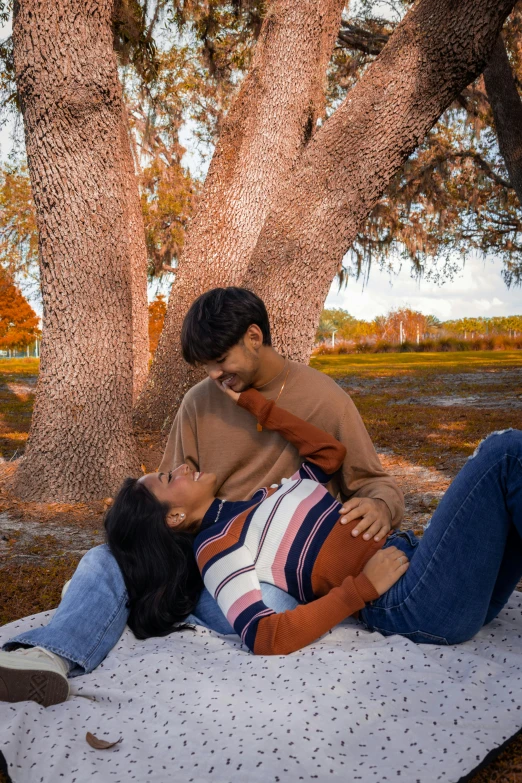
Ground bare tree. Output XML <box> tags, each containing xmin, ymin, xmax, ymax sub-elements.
<box><xmin>12</xmin><ymin>0</ymin><xmax>148</xmax><ymax>501</ymax></box>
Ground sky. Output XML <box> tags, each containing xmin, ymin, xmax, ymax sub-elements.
<box><xmin>1</xmin><ymin>15</ymin><xmax>520</xmax><ymax>321</ymax></box>
<box><xmin>324</xmin><ymin>254</ymin><xmax>521</xmax><ymax>320</ymax></box>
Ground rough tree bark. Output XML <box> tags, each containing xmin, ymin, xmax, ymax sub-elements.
<box><xmin>12</xmin><ymin>0</ymin><xmax>147</xmax><ymax>501</ymax></box>
<box><xmin>120</xmin><ymin>107</ymin><xmax>150</xmax><ymax>402</ymax></box>
<box><xmin>484</xmin><ymin>35</ymin><xmax>522</xmax><ymax>204</ymax></box>
<box><xmin>133</xmin><ymin>0</ymin><xmax>346</xmax><ymax>433</ymax></box>
<box><xmin>242</xmin><ymin>0</ymin><xmax>516</xmax><ymax>360</ymax></box>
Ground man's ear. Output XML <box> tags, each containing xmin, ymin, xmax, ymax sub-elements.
<box><xmin>245</xmin><ymin>324</ymin><xmax>263</xmax><ymax>350</ymax></box>
<box><xmin>166</xmin><ymin>508</ymin><xmax>186</xmax><ymax>529</ymax></box>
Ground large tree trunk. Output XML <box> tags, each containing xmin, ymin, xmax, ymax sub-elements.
<box><xmin>120</xmin><ymin>108</ymin><xmax>150</xmax><ymax>402</ymax></box>
<box><xmin>484</xmin><ymin>35</ymin><xmax>522</xmax><ymax>204</ymax></box>
<box><xmin>243</xmin><ymin>0</ymin><xmax>516</xmax><ymax>360</ymax></box>
<box><xmin>12</xmin><ymin>0</ymin><xmax>145</xmax><ymax>501</ymax></box>
<box><xmin>133</xmin><ymin>0</ymin><xmax>346</xmax><ymax>433</ymax></box>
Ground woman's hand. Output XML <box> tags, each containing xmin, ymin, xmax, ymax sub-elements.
<box><xmin>362</xmin><ymin>546</ymin><xmax>409</xmax><ymax>596</ymax></box>
<box><xmin>213</xmin><ymin>379</ymin><xmax>240</xmax><ymax>403</ymax></box>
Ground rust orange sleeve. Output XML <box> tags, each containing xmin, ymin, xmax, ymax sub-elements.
<box><xmin>252</xmin><ymin>573</ymin><xmax>378</xmax><ymax>656</ymax></box>
<box><xmin>238</xmin><ymin>388</ymin><xmax>347</xmax><ymax>475</ymax></box>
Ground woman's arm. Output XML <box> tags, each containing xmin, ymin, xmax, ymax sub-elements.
<box><xmin>237</xmin><ymin>387</ymin><xmax>347</xmax><ymax>477</ymax></box>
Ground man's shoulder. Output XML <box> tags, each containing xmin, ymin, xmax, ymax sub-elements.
<box><xmin>289</xmin><ymin>361</ymin><xmax>349</xmax><ymax>397</ymax></box>
<box><xmin>183</xmin><ymin>376</ymin><xmax>214</xmax><ymax>399</ymax></box>
<box><xmin>180</xmin><ymin>377</ymin><xmax>218</xmax><ymax>411</ymax></box>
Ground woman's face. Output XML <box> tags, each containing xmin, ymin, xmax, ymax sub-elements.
<box><xmin>140</xmin><ymin>464</ymin><xmax>217</xmax><ymax>529</ymax></box>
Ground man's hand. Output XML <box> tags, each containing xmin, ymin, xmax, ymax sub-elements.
<box><xmin>362</xmin><ymin>546</ymin><xmax>409</xmax><ymax>596</ymax></box>
<box><xmin>214</xmin><ymin>379</ymin><xmax>240</xmax><ymax>402</ymax></box>
<box><xmin>339</xmin><ymin>497</ymin><xmax>392</xmax><ymax>542</ymax></box>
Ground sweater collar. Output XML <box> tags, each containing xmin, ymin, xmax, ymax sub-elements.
<box><xmin>200</xmin><ymin>498</ymin><xmax>227</xmax><ymax>531</ymax></box>
<box><xmin>253</xmin><ymin>358</ymin><xmax>292</xmax><ymax>395</ymax></box>
<box><xmin>199</xmin><ymin>493</ymin><xmax>263</xmax><ymax>532</ymax></box>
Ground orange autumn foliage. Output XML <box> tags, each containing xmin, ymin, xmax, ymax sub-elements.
<box><xmin>148</xmin><ymin>293</ymin><xmax>167</xmax><ymax>356</ymax></box>
<box><xmin>0</xmin><ymin>272</ymin><xmax>40</xmax><ymax>349</ymax></box>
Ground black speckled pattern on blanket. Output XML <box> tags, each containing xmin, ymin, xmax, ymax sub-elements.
<box><xmin>1</xmin><ymin>594</ymin><xmax>522</xmax><ymax>783</ymax></box>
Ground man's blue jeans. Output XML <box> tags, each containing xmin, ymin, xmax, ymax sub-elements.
<box><xmin>3</xmin><ymin>548</ymin><xmax>298</xmax><ymax>676</ymax></box>
<box><xmin>4</xmin><ymin>430</ymin><xmax>521</xmax><ymax>670</ymax></box>
<box><xmin>361</xmin><ymin>429</ymin><xmax>522</xmax><ymax>644</ymax></box>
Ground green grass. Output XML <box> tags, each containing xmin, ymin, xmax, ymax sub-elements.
<box><xmin>311</xmin><ymin>349</ymin><xmax>522</xmax><ymax>375</ymax></box>
<box><xmin>0</xmin><ymin>358</ymin><xmax>39</xmax><ymax>460</ymax></box>
<box><xmin>0</xmin><ymin>358</ymin><xmax>40</xmax><ymax>375</ymax></box>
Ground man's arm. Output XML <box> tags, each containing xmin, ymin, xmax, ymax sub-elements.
<box><xmin>335</xmin><ymin>395</ymin><xmax>404</xmax><ymax>532</ymax></box>
<box><xmin>159</xmin><ymin>397</ymin><xmax>200</xmax><ymax>473</ymax></box>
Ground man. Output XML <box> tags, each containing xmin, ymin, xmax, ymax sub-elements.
<box><xmin>162</xmin><ymin>287</ymin><xmax>403</xmax><ymax>535</ymax></box>
<box><xmin>0</xmin><ymin>288</ymin><xmax>403</xmax><ymax>706</ymax></box>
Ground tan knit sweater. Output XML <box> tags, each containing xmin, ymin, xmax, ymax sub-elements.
<box><xmin>160</xmin><ymin>360</ymin><xmax>404</xmax><ymax>525</ymax></box>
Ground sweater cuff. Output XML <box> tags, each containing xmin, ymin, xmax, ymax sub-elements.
<box><xmin>353</xmin><ymin>572</ymin><xmax>380</xmax><ymax>603</ymax></box>
<box><xmin>237</xmin><ymin>388</ymin><xmax>272</xmax><ymax>423</ymax></box>
<box><xmin>337</xmin><ymin>572</ymin><xmax>378</xmax><ymax>615</ymax></box>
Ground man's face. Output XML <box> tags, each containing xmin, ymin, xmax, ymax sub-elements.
<box><xmin>202</xmin><ymin>338</ymin><xmax>260</xmax><ymax>393</ymax></box>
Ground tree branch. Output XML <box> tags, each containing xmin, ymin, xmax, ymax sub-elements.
<box><xmin>484</xmin><ymin>35</ymin><xmax>522</xmax><ymax>204</ymax></box>
<box><xmin>337</xmin><ymin>23</ymin><xmax>390</xmax><ymax>55</ymax></box>
<box><xmin>453</xmin><ymin>150</ymin><xmax>512</xmax><ymax>188</ymax></box>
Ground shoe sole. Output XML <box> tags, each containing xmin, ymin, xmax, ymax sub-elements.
<box><xmin>0</xmin><ymin>666</ymin><xmax>69</xmax><ymax>707</ymax></box>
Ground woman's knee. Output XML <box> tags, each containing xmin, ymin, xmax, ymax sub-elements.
<box><xmin>79</xmin><ymin>543</ymin><xmax>112</xmax><ymax>568</ymax></box>
<box><xmin>469</xmin><ymin>428</ymin><xmax>522</xmax><ymax>462</ymax></box>
<box><xmin>74</xmin><ymin>544</ymin><xmax>126</xmax><ymax>594</ymax></box>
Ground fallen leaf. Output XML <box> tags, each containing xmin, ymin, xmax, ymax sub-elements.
<box><xmin>85</xmin><ymin>732</ymin><xmax>122</xmax><ymax>750</ymax></box>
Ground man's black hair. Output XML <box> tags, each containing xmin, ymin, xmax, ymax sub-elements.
<box><xmin>181</xmin><ymin>287</ymin><xmax>272</xmax><ymax>365</ymax></box>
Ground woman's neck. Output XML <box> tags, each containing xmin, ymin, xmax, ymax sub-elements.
<box><xmin>194</xmin><ymin>496</ymin><xmax>221</xmax><ymax>531</ymax></box>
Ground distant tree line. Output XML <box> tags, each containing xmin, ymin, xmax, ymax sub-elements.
<box><xmin>316</xmin><ymin>308</ymin><xmax>522</xmax><ymax>346</ymax></box>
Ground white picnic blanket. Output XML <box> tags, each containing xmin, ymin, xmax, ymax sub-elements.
<box><xmin>1</xmin><ymin>593</ymin><xmax>522</xmax><ymax>783</ymax></box>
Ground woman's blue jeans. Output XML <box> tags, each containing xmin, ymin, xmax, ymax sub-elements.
<box><xmin>4</xmin><ymin>429</ymin><xmax>521</xmax><ymax>671</ymax></box>
<box><xmin>361</xmin><ymin>429</ymin><xmax>522</xmax><ymax>644</ymax></box>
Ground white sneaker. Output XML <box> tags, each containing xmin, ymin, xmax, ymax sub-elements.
<box><xmin>0</xmin><ymin>646</ymin><xmax>70</xmax><ymax>707</ymax></box>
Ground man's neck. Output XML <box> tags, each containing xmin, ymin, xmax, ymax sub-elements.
<box><xmin>252</xmin><ymin>347</ymin><xmax>286</xmax><ymax>389</ymax></box>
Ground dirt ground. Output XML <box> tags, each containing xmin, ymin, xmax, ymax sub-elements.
<box><xmin>0</xmin><ymin>352</ymin><xmax>521</xmax><ymax>782</ymax></box>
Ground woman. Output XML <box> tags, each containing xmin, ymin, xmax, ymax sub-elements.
<box><xmin>105</xmin><ymin>382</ymin><xmax>522</xmax><ymax>655</ymax></box>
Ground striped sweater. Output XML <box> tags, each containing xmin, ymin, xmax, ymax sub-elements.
<box><xmin>194</xmin><ymin>388</ymin><xmax>382</xmax><ymax>655</ymax></box>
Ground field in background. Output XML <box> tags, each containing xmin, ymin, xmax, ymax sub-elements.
<box><xmin>314</xmin><ymin>335</ymin><xmax>522</xmax><ymax>355</ymax></box>
<box><xmin>0</xmin><ymin>358</ymin><xmax>38</xmax><ymax>461</ymax></box>
<box><xmin>311</xmin><ymin>351</ymin><xmax>522</xmax><ymax>473</ymax></box>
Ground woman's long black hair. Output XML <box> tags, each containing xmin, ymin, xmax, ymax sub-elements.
<box><xmin>104</xmin><ymin>477</ymin><xmax>203</xmax><ymax>639</ymax></box>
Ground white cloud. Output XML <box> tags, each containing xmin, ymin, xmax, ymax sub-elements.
<box><xmin>325</xmin><ymin>254</ymin><xmax>521</xmax><ymax>320</ymax></box>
